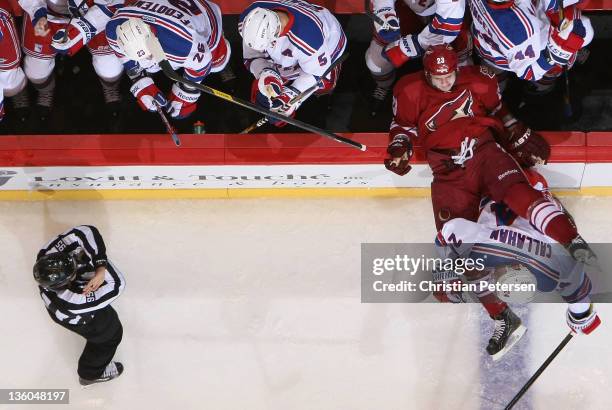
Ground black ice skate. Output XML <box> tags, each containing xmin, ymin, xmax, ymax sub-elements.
<box><xmin>486</xmin><ymin>308</ymin><xmax>527</xmax><ymax>361</ymax></box>
<box><xmin>79</xmin><ymin>361</ymin><xmax>124</xmax><ymax>386</ymax></box>
<box><xmin>565</xmin><ymin>235</ymin><xmax>598</xmax><ymax>266</ymax></box>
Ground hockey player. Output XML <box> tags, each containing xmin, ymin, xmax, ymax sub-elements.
<box><xmin>365</xmin><ymin>0</ymin><xmax>470</xmax><ymax>115</ymax></box>
<box><xmin>0</xmin><ymin>0</ymin><xmax>29</xmax><ymax>123</ymax></box>
<box><xmin>468</xmin><ymin>0</ymin><xmax>593</xmax><ymax>92</ymax></box>
<box><xmin>434</xmin><ymin>169</ymin><xmax>600</xmax><ymax>358</ymax></box>
<box><xmin>105</xmin><ymin>0</ymin><xmax>230</xmax><ymax>119</ymax></box>
<box><xmin>238</xmin><ymin>0</ymin><xmax>347</xmax><ymax>127</ymax></box>
<box><xmin>385</xmin><ymin>45</ymin><xmax>597</xmax><ymax>354</ymax></box>
<box><xmin>33</xmin><ymin>225</ymin><xmax>125</xmax><ymax>386</ymax></box>
<box><xmin>18</xmin><ymin>0</ymin><xmax>124</xmax><ymax>124</ymax></box>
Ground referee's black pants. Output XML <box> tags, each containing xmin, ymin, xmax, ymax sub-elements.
<box><xmin>51</xmin><ymin>305</ymin><xmax>123</xmax><ymax>380</ymax></box>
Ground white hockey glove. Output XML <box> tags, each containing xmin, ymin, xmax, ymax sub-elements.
<box><xmin>383</xmin><ymin>34</ymin><xmax>424</xmax><ymax>68</ymax></box>
<box><xmin>130</xmin><ymin>76</ymin><xmax>168</xmax><ymax>112</ymax></box>
<box><xmin>567</xmin><ymin>303</ymin><xmax>601</xmax><ymax>335</ymax></box>
<box><xmin>257</xmin><ymin>68</ymin><xmax>283</xmax><ymax>100</ymax></box>
<box><xmin>373</xmin><ymin>7</ymin><xmax>400</xmax><ymax>43</ymax></box>
<box><xmin>51</xmin><ymin>18</ymin><xmax>96</xmax><ymax>56</ymax></box>
<box><xmin>167</xmin><ymin>82</ymin><xmax>201</xmax><ymax>119</ymax></box>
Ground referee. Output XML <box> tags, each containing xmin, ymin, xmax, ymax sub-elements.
<box><xmin>33</xmin><ymin>225</ymin><xmax>125</xmax><ymax>386</ymax></box>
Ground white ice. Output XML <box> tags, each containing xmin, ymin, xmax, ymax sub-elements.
<box><xmin>0</xmin><ymin>196</ymin><xmax>611</xmax><ymax>410</ymax></box>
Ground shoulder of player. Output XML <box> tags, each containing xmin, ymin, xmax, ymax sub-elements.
<box><xmin>459</xmin><ymin>65</ymin><xmax>497</xmax><ymax>85</ymax></box>
<box><xmin>393</xmin><ymin>72</ymin><xmax>425</xmax><ymax>100</ymax></box>
<box><xmin>284</xmin><ymin>9</ymin><xmax>325</xmax><ymax>56</ymax></box>
<box><xmin>487</xmin><ymin>4</ymin><xmax>537</xmax><ymax>46</ymax></box>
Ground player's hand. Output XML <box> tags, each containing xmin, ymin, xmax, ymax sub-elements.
<box><xmin>167</xmin><ymin>82</ymin><xmax>200</xmax><ymax>119</ymax></box>
<box><xmin>567</xmin><ymin>303</ymin><xmax>601</xmax><ymax>335</ymax></box>
<box><xmin>130</xmin><ymin>76</ymin><xmax>168</xmax><ymax>112</ymax></box>
<box><xmin>384</xmin><ymin>134</ymin><xmax>413</xmax><ymax>175</ymax></box>
<box><xmin>373</xmin><ymin>7</ymin><xmax>400</xmax><ymax>43</ymax></box>
<box><xmin>82</xmin><ymin>267</ymin><xmax>106</xmax><ymax>295</ymax></box>
<box><xmin>268</xmin><ymin>85</ymin><xmax>302</xmax><ymax>127</ymax></box>
<box><xmin>257</xmin><ymin>68</ymin><xmax>283</xmax><ymax>100</ymax></box>
<box><xmin>51</xmin><ymin>19</ymin><xmax>95</xmax><ymax>56</ymax></box>
<box><xmin>34</xmin><ymin>16</ymin><xmax>50</xmax><ymax>37</ymax></box>
<box><xmin>505</xmin><ymin>122</ymin><xmax>550</xmax><ymax>167</ymax></box>
<box><xmin>547</xmin><ymin>12</ymin><xmax>584</xmax><ymax>66</ymax></box>
<box><xmin>383</xmin><ymin>34</ymin><xmax>423</xmax><ymax>68</ymax></box>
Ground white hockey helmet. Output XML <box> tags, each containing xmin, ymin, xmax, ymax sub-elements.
<box><xmin>116</xmin><ymin>17</ymin><xmax>165</xmax><ymax>63</ymax></box>
<box><xmin>240</xmin><ymin>8</ymin><xmax>281</xmax><ymax>52</ymax></box>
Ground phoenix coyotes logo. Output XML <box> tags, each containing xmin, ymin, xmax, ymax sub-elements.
<box><xmin>425</xmin><ymin>90</ymin><xmax>475</xmax><ymax>132</ymax></box>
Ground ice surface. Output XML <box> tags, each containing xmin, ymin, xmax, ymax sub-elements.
<box><xmin>0</xmin><ymin>197</ymin><xmax>610</xmax><ymax>410</ymax></box>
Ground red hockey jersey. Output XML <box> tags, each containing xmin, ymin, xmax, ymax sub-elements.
<box><xmin>390</xmin><ymin>65</ymin><xmax>505</xmax><ymax>152</ymax></box>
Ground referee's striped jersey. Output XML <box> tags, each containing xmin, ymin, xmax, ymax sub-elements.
<box><xmin>37</xmin><ymin>225</ymin><xmax>125</xmax><ymax>325</ymax></box>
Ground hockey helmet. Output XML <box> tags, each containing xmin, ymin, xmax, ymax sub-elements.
<box><xmin>116</xmin><ymin>18</ymin><xmax>165</xmax><ymax>64</ymax></box>
<box><xmin>33</xmin><ymin>252</ymin><xmax>77</xmax><ymax>290</ymax></box>
<box><xmin>423</xmin><ymin>44</ymin><xmax>458</xmax><ymax>76</ymax></box>
<box><xmin>240</xmin><ymin>8</ymin><xmax>282</xmax><ymax>52</ymax></box>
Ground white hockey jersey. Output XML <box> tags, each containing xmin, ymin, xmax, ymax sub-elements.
<box><xmin>468</xmin><ymin>0</ymin><xmax>555</xmax><ymax>80</ymax></box>
<box><xmin>436</xmin><ymin>199</ymin><xmax>590</xmax><ymax>301</ymax></box>
<box><xmin>373</xmin><ymin>0</ymin><xmax>465</xmax><ymax>50</ymax></box>
<box><xmin>239</xmin><ymin>0</ymin><xmax>347</xmax><ymax>94</ymax></box>
<box><xmin>106</xmin><ymin>0</ymin><xmax>222</xmax><ymax>83</ymax></box>
<box><xmin>19</xmin><ymin>0</ymin><xmax>121</xmax><ymax>35</ymax></box>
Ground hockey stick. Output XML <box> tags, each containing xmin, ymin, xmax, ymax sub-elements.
<box><xmin>61</xmin><ymin>0</ymin><xmax>89</xmax><ymax>43</ymax></box>
<box><xmin>153</xmin><ymin>100</ymin><xmax>181</xmax><ymax>146</ymax></box>
<box><xmin>364</xmin><ymin>0</ymin><xmax>385</xmax><ymax>26</ymax></box>
<box><xmin>159</xmin><ymin>61</ymin><xmax>365</xmax><ymax>151</ymax></box>
<box><xmin>504</xmin><ymin>332</ymin><xmax>573</xmax><ymax>410</ymax></box>
<box><xmin>239</xmin><ymin>52</ymin><xmax>349</xmax><ymax>134</ymax></box>
<box><xmin>140</xmin><ymin>29</ymin><xmax>364</xmax><ymax>150</ymax></box>
<box><xmin>558</xmin><ymin>7</ymin><xmax>573</xmax><ymax>118</ymax></box>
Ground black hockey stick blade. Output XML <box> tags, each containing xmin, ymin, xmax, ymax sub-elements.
<box><xmin>159</xmin><ymin>60</ymin><xmax>366</xmax><ymax>151</ymax></box>
<box><xmin>504</xmin><ymin>332</ymin><xmax>574</xmax><ymax>410</ymax></box>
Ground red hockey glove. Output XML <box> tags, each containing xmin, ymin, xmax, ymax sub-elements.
<box><xmin>268</xmin><ymin>85</ymin><xmax>302</xmax><ymax>127</ymax></box>
<box><xmin>567</xmin><ymin>304</ymin><xmax>601</xmax><ymax>335</ymax></box>
<box><xmin>257</xmin><ymin>68</ymin><xmax>283</xmax><ymax>100</ymax></box>
<box><xmin>167</xmin><ymin>82</ymin><xmax>201</xmax><ymax>119</ymax></box>
<box><xmin>130</xmin><ymin>76</ymin><xmax>168</xmax><ymax>112</ymax></box>
<box><xmin>383</xmin><ymin>34</ymin><xmax>423</xmax><ymax>68</ymax></box>
<box><xmin>504</xmin><ymin>122</ymin><xmax>550</xmax><ymax>168</ymax></box>
<box><xmin>384</xmin><ymin>134</ymin><xmax>413</xmax><ymax>175</ymax></box>
<box><xmin>51</xmin><ymin>18</ymin><xmax>96</xmax><ymax>56</ymax></box>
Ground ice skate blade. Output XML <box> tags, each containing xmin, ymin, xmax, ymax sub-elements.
<box><xmin>491</xmin><ymin>325</ymin><xmax>527</xmax><ymax>362</ymax></box>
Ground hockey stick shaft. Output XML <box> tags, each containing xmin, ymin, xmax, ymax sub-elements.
<box><xmin>62</xmin><ymin>0</ymin><xmax>89</xmax><ymax>43</ymax></box>
<box><xmin>364</xmin><ymin>0</ymin><xmax>385</xmax><ymax>26</ymax></box>
<box><xmin>558</xmin><ymin>7</ymin><xmax>572</xmax><ymax>118</ymax></box>
<box><xmin>153</xmin><ymin>101</ymin><xmax>181</xmax><ymax>146</ymax></box>
<box><xmin>504</xmin><ymin>332</ymin><xmax>573</xmax><ymax>410</ymax></box>
<box><xmin>240</xmin><ymin>52</ymin><xmax>349</xmax><ymax>134</ymax></box>
<box><xmin>159</xmin><ymin>61</ymin><xmax>365</xmax><ymax>151</ymax></box>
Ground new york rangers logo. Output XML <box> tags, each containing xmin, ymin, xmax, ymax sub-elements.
<box><xmin>425</xmin><ymin>90</ymin><xmax>474</xmax><ymax>132</ymax></box>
